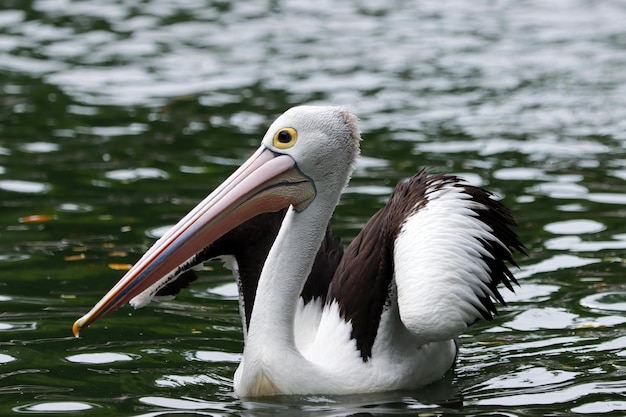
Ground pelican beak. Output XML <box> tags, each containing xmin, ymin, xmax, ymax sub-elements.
<box><xmin>72</xmin><ymin>147</ymin><xmax>315</xmax><ymax>337</ymax></box>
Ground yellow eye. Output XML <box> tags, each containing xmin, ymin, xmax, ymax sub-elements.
<box><xmin>273</xmin><ymin>127</ymin><xmax>297</xmax><ymax>149</ymax></box>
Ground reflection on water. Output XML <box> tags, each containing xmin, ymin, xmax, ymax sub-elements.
<box><xmin>0</xmin><ymin>180</ymin><xmax>51</xmax><ymax>194</ymax></box>
<box><xmin>581</xmin><ymin>292</ymin><xmax>626</xmax><ymax>313</ymax></box>
<box><xmin>0</xmin><ymin>353</ymin><xmax>16</xmax><ymax>364</ymax></box>
<box><xmin>1</xmin><ymin>0</ymin><xmax>626</xmax><ymax>415</ymax></box>
<box><xmin>14</xmin><ymin>402</ymin><xmax>97</xmax><ymax>413</ymax></box>
<box><xmin>65</xmin><ymin>352</ymin><xmax>139</xmax><ymax>364</ymax></box>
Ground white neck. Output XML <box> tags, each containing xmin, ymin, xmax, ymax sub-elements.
<box><xmin>235</xmin><ymin>192</ymin><xmax>339</xmax><ymax>396</ymax></box>
<box><xmin>246</xmin><ymin>198</ymin><xmax>333</xmax><ymax>349</ymax></box>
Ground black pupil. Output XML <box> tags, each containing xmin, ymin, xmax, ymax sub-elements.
<box><xmin>277</xmin><ymin>130</ymin><xmax>292</xmax><ymax>143</ymax></box>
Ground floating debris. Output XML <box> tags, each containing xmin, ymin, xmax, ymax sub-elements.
<box><xmin>108</xmin><ymin>263</ymin><xmax>132</xmax><ymax>271</ymax></box>
<box><xmin>60</xmin><ymin>294</ymin><xmax>76</xmax><ymax>299</ymax></box>
<box><xmin>19</xmin><ymin>214</ymin><xmax>55</xmax><ymax>223</ymax></box>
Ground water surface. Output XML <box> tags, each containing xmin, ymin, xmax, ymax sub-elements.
<box><xmin>1</xmin><ymin>0</ymin><xmax>625</xmax><ymax>415</ymax></box>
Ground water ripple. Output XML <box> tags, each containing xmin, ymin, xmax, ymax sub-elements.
<box><xmin>13</xmin><ymin>402</ymin><xmax>97</xmax><ymax>413</ymax></box>
<box><xmin>6</xmin><ymin>0</ymin><xmax>620</xmax><ymax>146</ymax></box>
<box><xmin>517</xmin><ymin>254</ymin><xmax>600</xmax><ymax>279</ymax></box>
<box><xmin>105</xmin><ymin>168</ymin><xmax>169</xmax><ymax>182</ymax></box>
<box><xmin>477</xmin><ymin>367</ymin><xmax>579</xmax><ymax>391</ymax></box>
<box><xmin>139</xmin><ymin>396</ymin><xmax>216</xmax><ymax>411</ymax></box>
<box><xmin>544</xmin><ymin>219</ymin><xmax>606</xmax><ymax>235</ymax></box>
<box><xmin>0</xmin><ymin>180</ymin><xmax>51</xmax><ymax>194</ymax></box>
<box><xmin>572</xmin><ymin>401</ymin><xmax>626</xmax><ymax>415</ymax></box>
<box><xmin>65</xmin><ymin>352</ymin><xmax>140</xmax><ymax>364</ymax></box>
<box><xmin>545</xmin><ymin>235</ymin><xmax>626</xmax><ymax>252</ymax></box>
<box><xmin>18</xmin><ymin>142</ymin><xmax>60</xmax><ymax>153</ymax></box>
<box><xmin>0</xmin><ymin>353</ymin><xmax>16</xmax><ymax>364</ymax></box>
<box><xmin>580</xmin><ymin>292</ymin><xmax>626</xmax><ymax>313</ymax></box>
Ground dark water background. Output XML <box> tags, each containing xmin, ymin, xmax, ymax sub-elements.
<box><xmin>1</xmin><ymin>0</ymin><xmax>625</xmax><ymax>415</ymax></box>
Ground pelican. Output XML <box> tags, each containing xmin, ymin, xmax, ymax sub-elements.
<box><xmin>73</xmin><ymin>106</ymin><xmax>523</xmax><ymax>397</ymax></box>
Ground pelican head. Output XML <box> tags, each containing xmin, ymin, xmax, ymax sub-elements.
<box><xmin>72</xmin><ymin>106</ymin><xmax>361</xmax><ymax>336</ymax></box>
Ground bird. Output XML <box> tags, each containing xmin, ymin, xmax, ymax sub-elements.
<box><xmin>72</xmin><ymin>106</ymin><xmax>523</xmax><ymax>397</ymax></box>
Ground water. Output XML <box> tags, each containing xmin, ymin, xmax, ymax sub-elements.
<box><xmin>1</xmin><ymin>0</ymin><xmax>625</xmax><ymax>415</ymax></box>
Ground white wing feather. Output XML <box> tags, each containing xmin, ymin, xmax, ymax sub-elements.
<box><xmin>393</xmin><ymin>183</ymin><xmax>510</xmax><ymax>344</ymax></box>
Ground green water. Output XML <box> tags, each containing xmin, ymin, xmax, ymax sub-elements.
<box><xmin>1</xmin><ymin>0</ymin><xmax>626</xmax><ymax>415</ymax></box>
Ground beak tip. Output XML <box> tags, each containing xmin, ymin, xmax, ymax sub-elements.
<box><xmin>72</xmin><ymin>319</ymin><xmax>83</xmax><ymax>338</ymax></box>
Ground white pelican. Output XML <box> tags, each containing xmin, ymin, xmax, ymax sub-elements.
<box><xmin>73</xmin><ymin>106</ymin><xmax>523</xmax><ymax>397</ymax></box>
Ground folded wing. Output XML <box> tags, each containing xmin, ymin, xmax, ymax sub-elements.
<box><xmin>328</xmin><ymin>171</ymin><xmax>523</xmax><ymax>359</ymax></box>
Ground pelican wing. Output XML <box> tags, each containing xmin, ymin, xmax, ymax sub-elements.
<box><xmin>328</xmin><ymin>171</ymin><xmax>523</xmax><ymax>359</ymax></box>
<box><xmin>327</xmin><ymin>205</ymin><xmax>395</xmax><ymax>360</ymax></box>
<box><xmin>392</xmin><ymin>172</ymin><xmax>523</xmax><ymax>343</ymax></box>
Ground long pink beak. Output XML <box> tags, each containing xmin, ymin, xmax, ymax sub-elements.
<box><xmin>72</xmin><ymin>147</ymin><xmax>315</xmax><ymax>337</ymax></box>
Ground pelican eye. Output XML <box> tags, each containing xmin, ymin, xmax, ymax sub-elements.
<box><xmin>273</xmin><ymin>127</ymin><xmax>297</xmax><ymax>149</ymax></box>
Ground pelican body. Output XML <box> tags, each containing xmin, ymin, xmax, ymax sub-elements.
<box><xmin>73</xmin><ymin>106</ymin><xmax>523</xmax><ymax>397</ymax></box>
